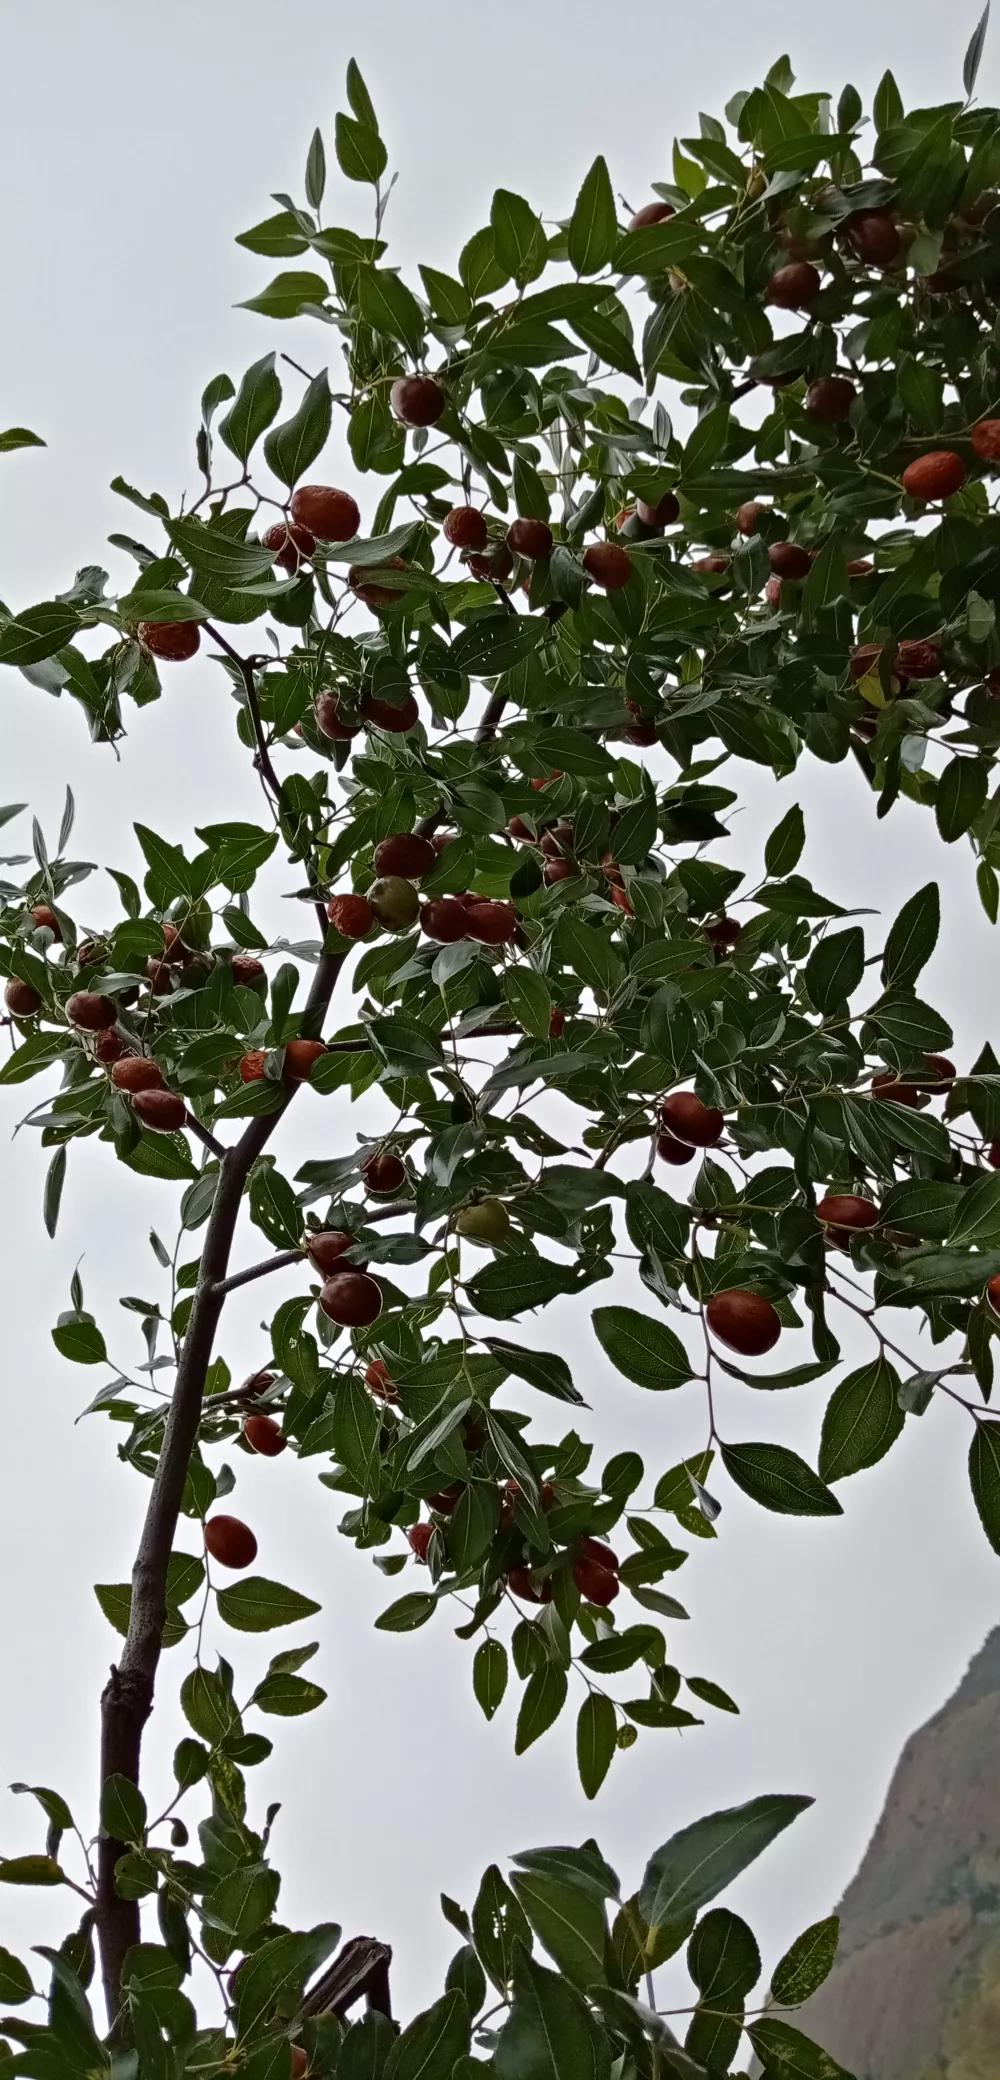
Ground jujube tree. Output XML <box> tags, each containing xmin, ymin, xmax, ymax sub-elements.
<box><xmin>1</xmin><ymin>20</ymin><xmax>999</xmax><ymax>2078</ymax></box>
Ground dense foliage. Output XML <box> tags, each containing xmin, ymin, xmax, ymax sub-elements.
<box><xmin>1</xmin><ymin>20</ymin><xmax>1000</xmax><ymax>2076</ymax></box>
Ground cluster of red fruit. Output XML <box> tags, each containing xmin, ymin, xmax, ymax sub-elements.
<box><xmin>324</xmin><ymin>830</ymin><xmax>520</xmax><ymax>949</ymax></box>
<box><xmin>407</xmin><ymin>1473</ymin><xmax>621</xmax><ymax>1607</ymax></box>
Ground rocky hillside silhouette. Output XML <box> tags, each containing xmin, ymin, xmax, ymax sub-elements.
<box><xmin>794</xmin><ymin>1628</ymin><xmax>1000</xmax><ymax>2077</ymax></box>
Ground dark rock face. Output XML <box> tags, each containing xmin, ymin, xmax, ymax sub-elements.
<box><xmin>796</xmin><ymin>1628</ymin><xmax>1000</xmax><ymax>2077</ymax></box>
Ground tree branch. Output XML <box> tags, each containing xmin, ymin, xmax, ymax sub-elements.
<box><xmin>96</xmin><ymin>943</ymin><xmax>346</xmax><ymax>2032</ymax></box>
<box><xmin>205</xmin><ymin>622</ymin><xmax>329</xmax><ymax>941</ymax></box>
<box><xmin>212</xmin><ymin>1245</ymin><xmax>303</xmax><ymax>1296</ymax></box>
<box><xmin>184</xmin><ymin>1110</ymin><xmax>226</xmax><ymax>1161</ymax></box>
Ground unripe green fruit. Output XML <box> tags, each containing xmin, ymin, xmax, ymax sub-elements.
<box><xmin>455</xmin><ymin>1199</ymin><xmax>511</xmax><ymax>1244</ymax></box>
<box><xmin>368</xmin><ymin>876</ymin><xmax>420</xmax><ymax>931</ymax></box>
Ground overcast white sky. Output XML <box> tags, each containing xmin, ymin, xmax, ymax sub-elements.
<box><xmin>1</xmin><ymin>0</ymin><xmax>998</xmax><ymax>2024</ymax></box>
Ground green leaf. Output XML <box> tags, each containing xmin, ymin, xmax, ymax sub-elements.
<box><xmin>970</xmin><ymin>1422</ymin><xmax>1000</xmax><ymax>1555</ymax></box>
<box><xmin>495</xmin><ymin>1949</ymin><xmax>611</xmax><ymax>2080</ymax></box>
<box><xmin>52</xmin><ymin>1313</ymin><xmax>107</xmax><ymax>1366</ymax></box>
<box><xmin>818</xmin><ymin>1358</ymin><xmax>904</xmax><ymax>1482</ymax></box>
<box><xmin>100</xmin><ymin>1774</ymin><xmax>147</xmax><ymax>1845</ymax></box>
<box><xmin>0</xmin><ymin>426</ymin><xmax>45</xmax><ymax>453</ymax></box>
<box><xmin>505</xmin><ymin>967</ymin><xmax>553</xmax><ymax>1040</ymax></box>
<box><xmin>881</xmin><ymin>882</ymin><xmax>940</xmax><ymax>989</ymax></box>
<box><xmin>263</xmin><ymin>371</ymin><xmax>332</xmax><ymax>488</ymax></box>
<box><xmin>567</xmin><ymin>156</ymin><xmax>618</xmax><ymax>275</ymax></box>
<box><xmin>592</xmin><ymin>1306</ymin><xmax>692</xmax><ymax>1390</ymax></box>
<box><xmin>368</xmin><ymin>1016</ymin><xmax>443</xmax><ymax>1078</ymax></box>
<box><xmin>491</xmin><ymin>190</ymin><xmax>545</xmax><ymax>284</ymax></box>
<box><xmin>0</xmin><ymin>602</ymin><xmax>80</xmax><ymax>666</ymax></box>
<box><xmin>335</xmin><ymin>113</ymin><xmax>388</xmax><ymax>184</ymax></box>
<box><xmin>0</xmin><ymin>1948</ymin><xmax>33</xmax><ymax>2002</ymax></box>
<box><xmin>509</xmin><ymin>1868</ymin><xmax>608</xmax><ymax>1988</ymax></box>
<box><xmin>771</xmin><ymin>1915</ymin><xmax>840</xmax><ymax>2005</ymax></box>
<box><xmin>305</xmin><ymin>127</ymin><xmax>326</xmax><ymax>209</ymax></box>
<box><xmin>165</xmin><ymin>517</ymin><xmax>274</xmax><ymax>584</ymax></box>
<box><xmin>238</xmin><ymin>271</ymin><xmax>330</xmax><ymax>321</ymax></box>
<box><xmin>356</xmin><ymin>268</ymin><xmax>425</xmax><ymax>355</ymax></box>
<box><xmin>686</xmin><ymin>1676</ymin><xmax>739</xmax><ymax>1713</ymax></box>
<box><xmin>474</xmin><ymin>1638</ymin><xmax>508</xmax><ymax>1720</ymax></box>
<box><xmin>515</xmin><ymin>1663</ymin><xmax>568</xmax><ymax>1755</ymax></box>
<box><xmin>0</xmin><ymin>1855</ymin><xmax>64</xmax><ymax>1886</ymax></box>
<box><xmin>375</xmin><ymin>1593</ymin><xmax>438</xmax><ymax>1633</ymax></box>
<box><xmin>484</xmin><ymin>1339</ymin><xmax>582</xmax><ymax>1404</ymax></box>
<box><xmin>252</xmin><ymin>1673</ymin><xmax>326</xmax><ymax>1716</ymax></box>
<box><xmin>249</xmin><ymin>1164</ymin><xmax>302</xmax><ymax>1249</ymax></box>
<box><xmin>748</xmin><ymin>2018</ymin><xmax>853</xmax><ymax>2077</ymax></box>
<box><xmin>641</xmin><ymin>1793</ymin><xmax>812</xmax><ymax>1929</ymax></box>
<box><xmin>936</xmin><ymin>755</ymin><xmax>989</xmax><ymax>842</ymax></box>
<box><xmin>472</xmin><ymin>1865</ymin><xmax>532</xmax><ymax>1994</ymax></box>
<box><xmin>219</xmin><ymin>354</ymin><xmax>282</xmax><ymax>463</ymax></box>
<box><xmin>468</xmin><ymin>1257</ymin><xmax>575</xmax><ymax>1320</ymax></box>
<box><xmin>235</xmin><ymin>211</ymin><xmax>309</xmax><ymax>258</ymax></box>
<box><xmin>948</xmin><ymin>1170</ymin><xmax>1000</xmax><ymax>1246</ymax></box>
<box><xmin>216</xmin><ymin>1576</ymin><xmax>320</xmax><ymax>1632</ymax></box>
<box><xmin>721</xmin><ymin>1442</ymin><xmax>842</xmax><ymax>1517</ymax></box>
<box><xmin>43</xmin><ymin>1145</ymin><xmax>67</xmax><ymax>1240</ymax></box>
<box><xmin>805</xmin><ymin>927</ymin><xmax>865</xmax><ymax>1013</ymax></box>
<box><xmin>764</xmin><ymin>804</ymin><xmax>805</xmax><ymax>878</ymax></box>
<box><xmin>576</xmin><ymin>1691</ymin><xmax>616</xmax><ymax>1800</ymax></box>
<box><xmin>384</xmin><ymin>1991</ymin><xmax>470</xmax><ymax>2080</ymax></box>
<box><xmin>964</xmin><ymin>2</ymin><xmax>991</xmax><ymax>97</ymax></box>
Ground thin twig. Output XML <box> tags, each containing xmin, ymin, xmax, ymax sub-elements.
<box><xmin>184</xmin><ymin>1111</ymin><xmax>226</xmax><ymax>1161</ymax></box>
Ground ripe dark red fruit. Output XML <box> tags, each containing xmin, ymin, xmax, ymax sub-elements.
<box><xmin>284</xmin><ymin>1039</ymin><xmax>326</xmax><ymax>1082</ymax></box>
<box><xmin>871</xmin><ymin>1071</ymin><xmax>921</xmax><ymax>1107</ymax></box>
<box><xmin>988</xmin><ymin>1275</ymin><xmax>1000</xmax><ymax>1313</ymax></box>
<box><xmin>307</xmin><ymin>1231</ymin><xmax>363</xmax><ymax>1275</ymax></box>
<box><xmin>319</xmin><ymin>1270</ymin><xmax>383</xmax><ymax>1327</ymax></box>
<box><xmin>846</xmin><ymin>212</ymin><xmax>901</xmax><ymax>266</ymax></box>
<box><xmin>231</xmin><ymin>955</ymin><xmax>266</xmax><ymax>988</ymax></box>
<box><xmin>659</xmin><ymin>1090</ymin><xmax>724</xmax><ymax>1146</ymax></box>
<box><xmin>432</xmin><ymin>831</ymin><xmax>456</xmax><ymax>853</ymax></box>
<box><xmin>362</xmin><ymin>1150</ymin><xmax>407</xmax><ymax>1197</ymax></box>
<box><xmin>583</xmin><ymin>542</ymin><xmax>632</xmax><ymax>590</ymax></box>
<box><xmin>349</xmin><ymin>559</ymin><xmax>409</xmax><ymax>610</ymax></box>
<box><xmin>850</xmin><ymin>645</ymin><xmax>885</xmax><ymax>683</ymax></box>
<box><xmin>146</xmin><ymin>957</ymin><xmax>174</xmax><ymax>996</ymax></box>
<box><xmin>468</xmin><ymin>543</ymin><xmax>515</xmax><ymax>583</ymax></box>
<box><xmin>507</xmin><ymin>518</ymin><xmax>553</xmax><ymax>561</ymax></box>
<box><xmin>4</xmin><ymin>978</ymin><xmax>41</xmax><ymax>1017</ymax></box>
<box><xmin>465</xmin><ymin>901</ymin><xmax>517</xmax><ymax>945</ymax></box>
<box><xmin>368</xmin><ymin>876</ymin><xmax>420</xmax><ymax>932</ymax></box>
<box><xmin>137</xmin><ymin>620</ymin><xmax>201</xmax><ymax>662</ymax></box>
<box><xmin>66</xmin><ymin>992</ymin><xmax>116</xmax><ymax>1031</ymax></box>
<box><xmin>365</xmin><ymin>1358</ymin><xmax>397</xmax><ymax>1400</ymax></box>
<box><xmin>971</xmin><ymin>419</ymin><xmax>1000</xmax><ymax>462</ymax></box>
<box><xmin>989</xmin><ymin>1142</ymin><xmax>1000</xmax><ymax>1169</ymax></box>
<box><xmin>360</xmin><ymin>690</ymin><xmax>419</xmax><ymax>733</ymax></box>
<box><xmin>74</xmin><ymin>940</ymin><xmax>103</xmax><ymax>968</ymax></box>
<box><xmin>805</xmin><ymin>376</ymin><xmax>855</xmax><ymax>423</ymax></box>
<box><xmin>443</xmin><ymin>506</ymin><xmax>489</xmax><ymax>551</ymax></box>
<box><xmin>429</xmin><ymin>1483</ymin><xmax>464</xmax><ymax>1515</ymax></box>
<box><xmin>30</xmin><ymin>904</ymin><xmax>61</xmax><ymax>939</ymax></box>
<box><xmin>544</xmin><ymin>858</ymin><xmax>575</xmax><ymax>884</ymax></box>
<box><xmin>611</xmin><ymin>885</ymin><xmax>634</xmax><ymax>918</ymax></box>
<box><xmin>408</xmin><ymin>1522</ymin><xmax>434</xmax><ymax>1561</ymax></box>
<box><xmin>506</xmin><ymin>1568</ymin><xmax>552</xmax><ymax>1604</ymax></box>
<box><xmin>901</xmin><ymin>452</ymin><xmax>967</xmax><ymax>502</ymax></box>
<box><xmin>261</xmin><ymin>519</ymin><xmax>316</xmax><ymax>571</ymax></box>
<box><xmin>291</xmin><ymin>2047</ymin><xmax>308</xmax><ymax>2080</ymax></box>
<box><xmin>240</xmin><ymin>1050</ymin><xmax>266</xmax><ymax>1083</ymax></box>
<box><xmin>315</xmin><ymin>693</ymin><xmax>361</xmax><ymax>741</ymax></box>
<box><xmin>244</xmin><ymin>1414</ymin><xmax>286</xmax><ymax>1457</ymax></box>
<box><xmin>390</xmin><ymin>375</ymin><xmax>445</xmax><ymax>426</ymax></box>
<box><xmin>735</xmin><ymin>502</ymin><xmax>763</xmax><ymax>536</ymax></box>
<box><xmin>132</xmin><ymin>1089</ymin><xmax>187</xmax><ymax>1132</ymax></box>
<box><xmin>540</xmin><ymin>822</ymin><xmax>574</xmax><ymax>858</ymax></box>
<box><xmin>706</xmin><ymin>1289</ymin><xmax>781</xmax><ymax>1356</ymax></box>
<box><xmin>705</xmin><ymin>917</ymin><xmax>742</xmax><ymax>953</ymax></box>
<box><xmin>636</xmin><ymin>492</ymin><xmax>679</xmax><ymax>527</ymax></box>
<box><xmin>767</xmin><ymin>261</ymin><xmax>821</xmax><ymax>308</ymax></box>
<box><xmin>573</xmin><ymin>1537</ymin><xmax>620</xmax><ymax>1605</ymax></box>
<box><xmin>768</xmin><ymin>541</ymin><xmax>812</xmax><ymax>580</ymax></box>
<box><xmin>764</xmin><ymin>576</ymin><xmax>783</xmax><ymax>609</ymax></box>
<box><xmin>817</xmin><ymin>1193</ymin><xmax>879</xmax><ymax>1245</ymax></box>
<box><xmin>895</xmin><ymin>640</ymin><xmax>941</xmax><ymax>679</ymax></box>
<box><xmin>373</xmin><ymin>833</ymin><xmax>436</xmax><ymax>879</ymax></box>
<box><xmin>205</xmin><ymin>1515</ymin><xmax>258</xmax><ymax>1569</ymax></box>
<box><xmin>657</xmin><ymin>1132</ymin><xmax>695</xmax><ymax>1166</ymax></box>
<box><xmin>919</xmin><ymin>1053</ymin><xmax>956</xmax><ymax>1085</ymax></box>
<box><xmin>421</xmin><ymin>898</ymin><xmax>468</xmax><ymax>943</ymax></box>
<box><xmin>694</xmin><ymin>555</ymin><xmax>729</xmax><ymax>574</ymax></box>
<box><xmin>548</xmin><ymin>1008</ymin><xmax>566</xmax><ymax>1039</ymax></box>
<box><xmin>94</xmin><ymin>1027</ymin><xmax>128</xmax><ymax>1064</ymax></box>
<box><xmin>289</xmin><ymin>484</ymin><xmax>360</xmax><ymax>541</ymax></box>
<box><xmin>242</xmin><ymin>1370</ymin><xmax>276</xmax><ymax>1398</ymax></box>
<box><xmin>111</xmin><ymin>1056</ymin><xmax>163</xmax><ymax>1093</ymax></box>
<box><xmin>628</xmin><ymin>200</ymin><xmax>675</xmax><ymax>229</ymax></box>
<box><xmin>327</xmin><ymin>893</ymin><xmax>375</xmax><ymax>940</ymax></box>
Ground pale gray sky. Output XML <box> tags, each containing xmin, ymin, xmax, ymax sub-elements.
<box><xmin>1</xmin><ymin>0</ymin><xmax>997</xmax><ymax>2021</ymax></box>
